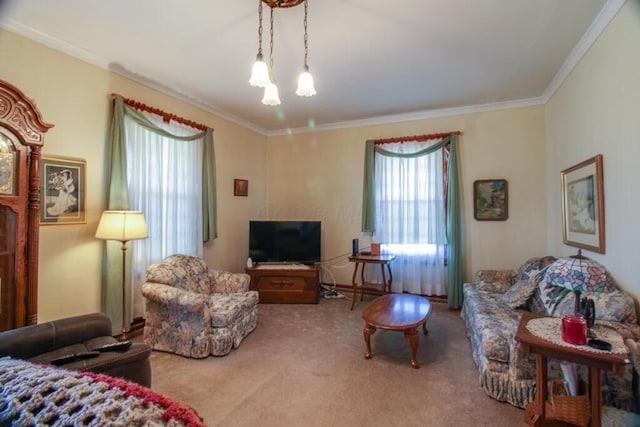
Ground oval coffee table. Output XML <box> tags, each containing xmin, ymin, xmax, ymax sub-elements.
<box><xmin>361</xmin><ymin>293</ymin><xmax>432</xmax><ymax>369</ymax></box>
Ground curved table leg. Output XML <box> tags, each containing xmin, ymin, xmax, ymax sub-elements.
<box><xmin>350</xmin><ymin>262</ymin><xmax>360</xmax><ymax>310</ymax></box>
<box><xmin>364</xmin><ymin>324</ymin><xmax>376</xmax><ymax>359</ymax></box>
<box><xmin>404</xmin><ymin>328</ymin><xmax>420</xmax><ymax>369</ymax></box>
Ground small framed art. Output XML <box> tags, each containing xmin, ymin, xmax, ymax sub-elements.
<box><xmin>473</xmin><ymin>179</ymin><xmax>508</xmax><ymax>221</ymax></box>
<box><xmin>40</xmin><ymin>156</ymin><xmax>86</xmax><ymax>225</ymax></box>
<box><xmin>561</xmin><ymin>154</ymin><xmax>605</xmax><ymax>254</ymax></box>
<box><xmin>234</xmin><ymin>179</ymin><xmax>248</xmax><ymax>196</ymax></box>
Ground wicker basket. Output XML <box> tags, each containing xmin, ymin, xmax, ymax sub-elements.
<box><xmin>550</xmin><ymin>380</ymin><xmax>590</xmax><ymax>427</ymax></box>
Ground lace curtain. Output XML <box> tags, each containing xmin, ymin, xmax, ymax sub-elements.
<box><xmin>124</xmin><ymin>112</ymin><xmax>204</xmax><ymax>319</ymax></box>
<box><xmin>373</xmin><ymin>140</ymin><xmax>446</xmax><ymax>295</ymax></box>
<box><xmin>361</xmin><ymin>133</ymin><xmax>463</xmax><ymax>307</ymax></box>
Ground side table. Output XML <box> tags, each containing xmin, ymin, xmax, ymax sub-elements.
<box><xmin>515</xmin><ymin>312</ymin><xmax>629</xmax><ymax>427</ymax></box>
<box><xmin>348</xmin><ymin>254</ymin><xmax>396</xmax><ymax>310</ymax></box>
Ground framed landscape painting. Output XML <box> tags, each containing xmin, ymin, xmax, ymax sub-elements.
<box><xmin>561</xmin><ymin>154</ymin><xmax>605</xmax><ymax>253</ymax></box>
<box><xmin>40</xmin><ymin>156</ymin><xmax>86</xmax><ymax>225</ymax></box>
<box><xmin>473</xmin><ymin>179</ymin><xmax>508</xmax><ymax>221</ymax></box>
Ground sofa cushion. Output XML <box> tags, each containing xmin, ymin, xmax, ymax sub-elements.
<box><xmin>146</xmin><ymin>254</ymin><xmax>211</xmax><ymax>294</ymax></box>
<box><xmin>501</xmin><ymin>258</ymin><xmax>556</xmax><ymax>309</ymax></box>
<box><xmin>552</xmin><ymin>290</ymin><xmax>638</xmax><ymax>324</ymax></box>
<box><xmin>475</xmin><ymin>280</ymin><xmax>511</xmax><ymax>293</ymax></box>
<box><xmin>538</xmin><ymin>282</ymin><xmax>571</xmax><ymax>315</ymax></box>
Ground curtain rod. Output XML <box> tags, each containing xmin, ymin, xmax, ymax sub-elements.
<box><xmin>111</xmin><ymin>93</ymin><xmax>208</xmax><ymax>131</ymax></box>
<box><xmin>373</xmin><ymin>131</ymin><xmax>461</xmax><ymax>145</ymax></box>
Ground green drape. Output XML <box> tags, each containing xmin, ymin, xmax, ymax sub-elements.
<box><xmin>102</xmin><ymin>95</ymin><xmax>217</xmax><ymax>334</ymax></box>
<box><xmin>360</xmin><ymin>133</ymin><xmax>464</xmax><ymax>308</ymax></box>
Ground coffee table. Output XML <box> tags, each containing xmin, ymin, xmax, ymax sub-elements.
<box><xmin>361</xmin><ymin>293</ymin><xmax>432</xmax><ymax>369</ymax></box>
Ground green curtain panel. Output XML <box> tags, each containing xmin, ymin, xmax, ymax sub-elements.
<box><xmin>361</xmin><ymin>133</ymin><xmax>464</xmax><ymax>307</ymax></box>
<box><xmin>102</xmin><ymin>95</ymin><xmax>217</xmax><ymax>334</ymax></box>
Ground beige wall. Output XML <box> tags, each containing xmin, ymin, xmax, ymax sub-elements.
<box><xmin>545</xmin><ymin>0</ymin><xmax>640</xmax><ymax>297</ymax></box>
<box><xmin>266</xmin><ymin>106</ymin><xmax>548</xmax><ymax>287</ymax></box>
<box><xmin>0</xmin><ymin>29</ymin><xmax>266</xmax><ymax>322</ymax></box>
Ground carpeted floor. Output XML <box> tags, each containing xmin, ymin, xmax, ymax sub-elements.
<box><xmin>147</xmin><ymin>296</ymin><xmax>527</xmax><ymax>426</ymax></box>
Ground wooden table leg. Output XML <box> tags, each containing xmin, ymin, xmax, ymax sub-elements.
<box><xmin>386</xmin><ymin>263</ymin><xmax>393</xmax><ymax>293</ymax></box>
<box><xmin>590</xmin><ymin>366</ymin><xmax>602</xmax><ymax>427</ymax></box>
<box><xmin>350</xmin><ymin>262</ymin><xmax>360</xmax><ymax>310</ymax></box>
<box><xmin>364</xmin><ymin>324</ymin><xmax>376</xmax><ymax>359</ymax></box>
<box><xmin>404</xmin><ymin>327</ymin><xmax>420</xmax><ymax>369</ymax></box>
<box><xmin>536</xmin><ymin>354</ymin><xmax>547</xmax><ymax>426</ymax></box>
<box><xmin>380</xmin><ymin>264</ymin><xmax>387</xmax><ymax>293</ymax></box>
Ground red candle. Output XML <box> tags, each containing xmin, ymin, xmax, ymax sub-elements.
<box><xmin>562</xmin><ymin>314</ymin><xmax>587</xmax><ymax>345</ymax></box>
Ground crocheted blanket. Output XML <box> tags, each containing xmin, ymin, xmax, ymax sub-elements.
<box><xmin>0</xmin><ymin>357</ymin><xmax>205</xmax><ymax>426</ymax></box>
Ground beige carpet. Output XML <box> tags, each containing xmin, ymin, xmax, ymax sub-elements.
<box><xmin>146</xmin><ymin>296</ymin><xmax>527</xmax><ymax>426</ymax></box>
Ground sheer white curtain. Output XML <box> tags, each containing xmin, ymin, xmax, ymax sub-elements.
<box><xmin>124</xmin><ymin>112</ymin><xmax>203</xmax><ymax>318</ymax></box>
<box><xmin>373</xmin><ymin>140</ymin><xmax>446</xmax><ymax>295</ymax></box>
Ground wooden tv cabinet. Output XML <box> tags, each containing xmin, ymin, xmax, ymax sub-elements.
<box><xmin>245</xmin><ymin>265</ymin><xmax>319</xmax><ymax>304</ymax></box>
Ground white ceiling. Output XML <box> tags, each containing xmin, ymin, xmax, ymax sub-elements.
<box><xmin>0</xmin><ymin>0</ymin><xmax>623</xmax><ymax>135</ymax></box>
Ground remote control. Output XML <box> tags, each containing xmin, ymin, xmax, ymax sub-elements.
<box><xmin>50</xmin><ymin>351</ymin><xmax>100</xmax><ymax>366</ymax></box>
<box><xmin>91</xmin><ymin>340</ymin><xmax>132</xmax><ymax>352</ymax></box>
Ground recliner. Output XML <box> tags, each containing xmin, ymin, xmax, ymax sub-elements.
<box><xmin>0</xmin><ymin>312</ymin><xmax>152</xmax><ymax>387</ymax></box>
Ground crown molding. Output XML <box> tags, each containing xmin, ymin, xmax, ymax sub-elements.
<box><xmin>541</xmin><ymin>0</ymin><xmax>626</xmax><ymax>103</ymax></box>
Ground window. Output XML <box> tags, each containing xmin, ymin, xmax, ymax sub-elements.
<box><xmin>124</xmin><ymin>112</ymin><xmax>204</xmax><ymax>318</ymax></box>
<box><xmin>373</xmin><ymin>140</ymin><xmax>446</xmax><ymax>295</ymax></box>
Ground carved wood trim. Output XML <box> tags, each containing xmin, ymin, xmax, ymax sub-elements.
<box><xmin>0</xmin><ymin>80</ymin><xmax>53</xmax><ymax>327</ymax></box>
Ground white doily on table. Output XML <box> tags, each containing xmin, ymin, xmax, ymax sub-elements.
<box><xmin>526</xmin><ymin>317</ymin><xmax>627</xmax><ymax>354</ymax></box>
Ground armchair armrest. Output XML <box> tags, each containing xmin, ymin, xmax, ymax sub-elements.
<box><xmin>209</xmin><ymin>270</ymin><xmax>250</xmax><ymax>294</ymax></box>
<box><xmin>141</xmin><ymin>283</ymin><xmax>211</xmax><ymax>314</ymax></box>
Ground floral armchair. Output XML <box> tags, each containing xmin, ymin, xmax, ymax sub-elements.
<box><xmin>141</xmin><ymin>254</ymin><xmax>258</xmax><ymax>358</ymax></box>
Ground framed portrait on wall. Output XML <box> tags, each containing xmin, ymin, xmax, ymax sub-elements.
<box><xmin>473</xmin><ymin>179</ymin><xmax>508</xmax><ymax>221</ymax></box>
<box><xmin>40</xmin><ymin>156</ymin><xmax>86</xmax><ymax>225</ymax></box>
<box><xmin>561</xmin><ymin>154</ymin><xmax>605</xmax><ymax>253</ymax></box>
<box><xmin>234</xmin><ymin>178</ymin><xmax>248</xmax><ymax>196</ymax></box>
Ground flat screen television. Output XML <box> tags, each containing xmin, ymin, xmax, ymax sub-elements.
<box><xmin>249</xmin><ymin>220</ymin><xmax>321</xmax><ymax>265</ymax></box>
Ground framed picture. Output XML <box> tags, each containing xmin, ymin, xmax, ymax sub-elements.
<box><xmin>473</xmin><ymin>179</ymin><xmax>508</xmax><ymax>221</ymax></box>
<box><xmin>234</xmin><ymin>178</ymin><xmax>248</xmax><ymax>196</ymax></box>
<box><xmin>40</xmin><ymin>156</ymin><xmax>86</xmax><ymax>225</ymax></box>
<box><xmin>561</xmin><ymin>154</ymin><xmax>605</xmax><ymax>253</ymax></box>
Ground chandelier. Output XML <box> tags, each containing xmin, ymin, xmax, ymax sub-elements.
<box><xmin>249</xmin><ymin>0</ymin><xmax>316</xmax><ymax>106</ymax></box>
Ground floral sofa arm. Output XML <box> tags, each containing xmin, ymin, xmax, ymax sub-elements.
<box><xmin>141</xmin><ymin>283</ymin><xmax>211</xmax><ymax>314</ymax></box>
<box><xmin>210</xmin><ymin>269</ymin><xmax>251</xmax><ymax>294</ymax></box>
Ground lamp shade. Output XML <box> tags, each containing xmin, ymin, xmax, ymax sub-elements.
<box><xmin>296</xmin><ymin>69</ymin><xmax>316</xmax><ymax>97</ymax></box>
<box><xmin>262</xmin><ymin>82</ymin><xmax>281</xmax><ymax>106</ymax></box>
<box><xmin>249</xmin><ymin>54</ymin><xmax>270</xmax><ymax>88</ymax></box>
<box><xmin>544</xmin><ymin>255</ymin><xmax>613</xmax><ymax>293</ymax></box>
<box><xmin>95</xmin><ymin>210</ymin><xmax>148</xmax><ymax>242</ymax></box>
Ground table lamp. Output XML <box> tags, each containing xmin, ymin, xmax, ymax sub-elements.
<box><xmin>95</xmin><ymin>210</ymin><xmax>148</xmax><ymax>339</ymax></box>
<box><xmin>545</xmin><ymin>249</ymin><xmax>607</xmax><ymax>345</ymax></box>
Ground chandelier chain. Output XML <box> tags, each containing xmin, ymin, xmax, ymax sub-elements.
<box><xmin>257</xmin><ymin>0</ymin><xmax>263</xmax><ymax>56</ymax></box>
<box><xmin>269</xmin><ymin>6</ymin><xmax>275</xmax><ymax>74</ymax></box>
<box><xmin>303</xmin><ymin>0</ymin><xmax>308</xmax><ymax>67</ymax></box>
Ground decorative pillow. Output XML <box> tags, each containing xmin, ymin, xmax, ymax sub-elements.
<box><xmin>552</xmin><ymin>290</ymin><xmax>638</xmax><ymax>324</ymax></box>
<box><xmin>539</xmin><ymin>281</ymin><xmax>571</xmax><ymax>316</ymax></box>
<box><xmin>502</xmin><ymin>267</ymin><xmax>550</xmax><ymax>308</ymax></box>
<box><xmin>516</xmin><ymin>256</ymin><xmax>557</xmax><ymax>281</ymax></box>
<box><xmin>474</xmin><ymin>280</ymin><xmax>512</xmax><ymax>294</ymax></box>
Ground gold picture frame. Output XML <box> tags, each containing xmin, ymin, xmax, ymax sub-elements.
<box><xmin>561</xmin><ymin>154</ymin><xmax>605</xmax><ymax>253</ymax></box>
<box><xmin>40</xmin><ymin>156</ymin><xmax>87</xmax><ymax>225</ymax></box>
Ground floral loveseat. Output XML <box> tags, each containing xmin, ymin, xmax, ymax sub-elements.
<box><xmin>141</xmin><ymin>254</ymin><xmax>258</xmax><ymax>358</ymax></box>
<box><xmin>461</xmin><ymin>256</ymin><xmax>640</xmax><ymax>410</ymax></box>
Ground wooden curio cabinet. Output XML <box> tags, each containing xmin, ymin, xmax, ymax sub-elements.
<box><xmin>0</xmin><ymin>80</ymin><xmax>53</xmax><ymax>331</ymax></box>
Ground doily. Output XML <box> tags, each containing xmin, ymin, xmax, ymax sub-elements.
<box><xmin>526</xmin><ymin>317</ymin><xmax>627</xmax><ymax>354</ymax></box>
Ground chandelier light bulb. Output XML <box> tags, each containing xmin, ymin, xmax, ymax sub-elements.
<box><xmin>296</xmin><ymin>66</ymin><xmax>316</xmax><ymax>97</ymax></box>
<box><xmin>249</xmin><ymin>55</ymin><xmax>270</xmax><ymax>88</ymax></box>
<box><xmin>262</xmin><ymin>82</ymin><xmax>281</xmax><ymax>106</ymax></box>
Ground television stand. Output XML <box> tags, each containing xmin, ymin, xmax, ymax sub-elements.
<box><xmin>245</xmin><ymin>264</ymin><xmax>319</xmax><ymax>304</ymax></box>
